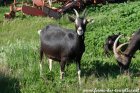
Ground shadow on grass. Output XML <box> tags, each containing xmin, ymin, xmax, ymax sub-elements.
<box><xmin>0</xmin><ymin>75</ymin><xmax>21</xmax><ymax>93</ymax></box>
<box><xmin>82</xmin><ymin>60</ymin><xmax>140</xmax><ymax>78</ymax></box>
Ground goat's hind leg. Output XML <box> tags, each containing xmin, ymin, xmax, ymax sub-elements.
<box><xmin>60</xmin><ymin>57</ymin><xmax>66</xmax><ymax>80</ymax></box>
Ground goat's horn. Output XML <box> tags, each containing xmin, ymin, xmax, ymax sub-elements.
<box><xmin>74</xmin><ymin>9</ymin><xmax>79</xmax><ymax>17</ymax></box>
<box><xmin>82</xmin><ymin>9</ymin><xmax>87</xmax><ymax>17</ymax></box>
<box><xmin>113</xmin><ymin>35</ymin><xmax>123</xmax><ymax>58</ymax></box>
<box><xmin>117</xmin><ymin>42</ymin><xmax>129</xmax><ymax>51</ymax></box>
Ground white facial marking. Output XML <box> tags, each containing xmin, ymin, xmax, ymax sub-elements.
<box><xmin>78</xmin><ymin>27</ymin><xmax>82</xmax><ymax>31</ymax></box>
<box><xmin>77</xmin><ymin>27</ymin><xmax>83</xmax><ymax>36</ymax></box>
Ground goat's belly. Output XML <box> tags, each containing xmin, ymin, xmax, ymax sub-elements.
<box><xmin>47</xmin><ymin>55</ymin><xmax>76</xmax><ymax>62</ymax></box>
<box><xmin>48</xmin><ymin>55</ymin><xmax>61</xmax><ymax>62</ymax></box>
<box><xmin>44</xmin><ymin>49</ymin><xmax>77</xmax><ymax>62</ymax></box>
<box><xmin>41</xmin><ymin>44</ymin><xmax>59</xmax><ymax>61</ymax></box>
<box><xmin>42</xmin><ymin>43</ymin><xmax>78</xmax><ymax>61</ymax></box>
<box><xmin>44</xmin><ymin>49</ymin><xmax>61</xmax><ymax>61</ymax></box>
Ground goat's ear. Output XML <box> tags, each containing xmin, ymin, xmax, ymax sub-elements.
<box><xmin>87</xmin><ymin>19</ymin><xmax>94</xmax><ymax>24</ymax></box>
<box><xmin>68</xmin><ymin>16</ymin><xmax>75</xmax><ymax>22</ymax></box>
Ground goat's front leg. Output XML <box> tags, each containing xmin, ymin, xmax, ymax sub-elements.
<box><xmin>77</xmin><ymin>61</ymin><xmax>81</xmax><ymax>85</ymax></box>
<box><xmin>39</xmin><ymin>48</ymin><xmax>43</xmax><ymax>76</ymax></box>
<box><xmin>60</xmin><ymin>58</ymin><xmax>66</xmax><ymax>79</ymax></box>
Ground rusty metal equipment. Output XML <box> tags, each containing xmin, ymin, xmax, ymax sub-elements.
<box><xmin>4</xmin><ymin>0</ymin><xmax>106</xmax><ymax>19</ymax></box>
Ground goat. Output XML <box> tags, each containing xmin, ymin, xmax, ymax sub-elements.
<box><xmin>38</xmin><ymin>9</ymin><xmax>93</xmax><ymax>84</ymax></box>
<box><xmin>104</xmin><ymin>33</ymin><xmax>120</xmax><ymax>56</ymax></box>
<box><xmin>113</xmin><ymin>30</ymin><xmax>140</xmax><ymax>74</ymax></box>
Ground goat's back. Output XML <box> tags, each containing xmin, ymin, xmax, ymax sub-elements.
<box><xmin>127</xmin><ymin>30</ymin><xmax>140</xmax><ymax>50</ymax></box>
<box><xmin>40</xmin><ymin>25</ymin><xmax>81</xmax><ymax>60</ymax></box>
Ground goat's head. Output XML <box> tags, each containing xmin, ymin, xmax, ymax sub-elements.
<box><xmin>69</xmin><ymin>9</ymin><xmax>94</xmax><ymax>36</ymax></box>
<box><xmin>113</xmin><ymin>35</ymin><xmax>131</xmax><ymax>71</ymax></box>
<box><xmin>107</xmin><ymin>33</ymin><xmax>120</xmax><ymax>46</ymax></box>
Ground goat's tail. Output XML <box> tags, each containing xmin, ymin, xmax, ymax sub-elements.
<box><xmin>38</xmin><ymin>30</ymin><xmax>42</xmax><ymax>35</ymax></box>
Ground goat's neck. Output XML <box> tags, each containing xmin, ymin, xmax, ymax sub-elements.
<box><xmin>78</xmin><ymin>35</ymin><xmax>85</xmax><ymax>46</ymax></box>
<box><xmin>78</xmin><ymin>35</ymin><xmax>85</xmax><ymax>43</ymax></box>
<box><xmin>124</xmin><ymin>44</ymin><xmax>138</xmax><ymax>57</ymax></box>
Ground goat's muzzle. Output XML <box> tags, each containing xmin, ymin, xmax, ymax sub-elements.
<box><xmin>77</xmin><ymin>27</ymin><xmax>83</xmax><ymax>36</ymax></box>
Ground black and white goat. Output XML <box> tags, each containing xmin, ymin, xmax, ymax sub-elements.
<box><xmin>38</xmin><ymin>9</ymin><xmax>93</xmax><ymax>84</ymax></box>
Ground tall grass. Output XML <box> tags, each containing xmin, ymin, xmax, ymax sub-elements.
<box><xmin>0</xmin><ymin>1</ymin><xmax>140</xmax><ymax>93</ymax></box>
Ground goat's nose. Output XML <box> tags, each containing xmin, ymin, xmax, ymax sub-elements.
<box><xmin>77</xmin><ymin>27</ymin><xmax>83</xmax><ymax>36</ymax></box>
<box><xmin>78</xmin><ymin>27</ymin><xmax>82</xmax><ymax>31</ymax></box>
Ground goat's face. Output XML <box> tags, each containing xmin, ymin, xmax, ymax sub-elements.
<box><xmin>108</xmin><ymin>36</ymin><xmax>115</xmax><ymax>46</ymax></box>
<box><xmin>69</xmin><ymin>9</ymin><xmax>94</xmax><ymax>36</ymax></box>
<box><xmin>107</xmin><ymin>34</ymin><xmax>120</xmax><ymax>46</ymax></box>
<box><xmin>75</xmin><ymin>17</ymin><xmax>87</xmax><ymax>36</ymax></box>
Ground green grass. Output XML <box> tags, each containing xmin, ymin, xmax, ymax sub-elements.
<box><xmin>0</xmin><ymin>1</ymin><xmax>140</xmax><ymax>93</ymax></box>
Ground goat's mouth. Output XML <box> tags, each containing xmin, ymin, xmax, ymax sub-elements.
<box><xmin>77</xmin><ymin>30</ymin><xmax>83</xmax><ymax>36</ymax></box>
<box><xmin>118</xmin><ymin>61</ymin><xmax>130</xmax><ymax>75</ymax></box>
